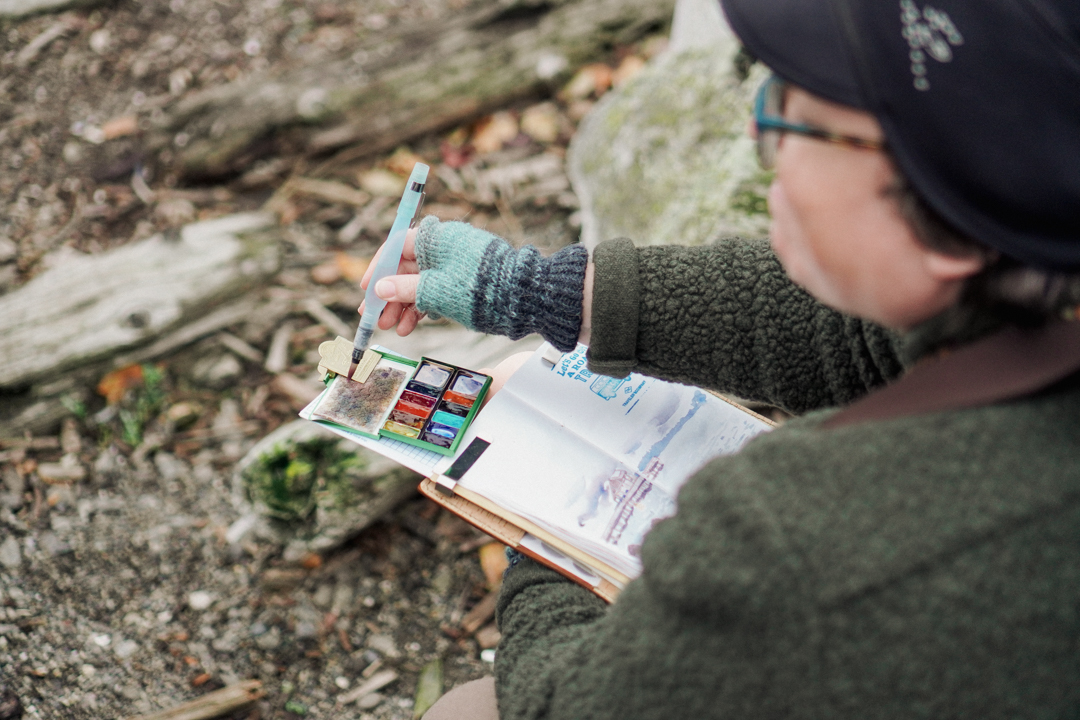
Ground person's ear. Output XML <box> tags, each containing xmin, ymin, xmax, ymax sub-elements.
<box><xmin>923</xmin><ymin>250</ymin><xmax>986</xmax><ymax>282</ymax></box>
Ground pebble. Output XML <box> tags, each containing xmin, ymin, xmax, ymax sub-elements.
<box><xmin>190</xmin><ymin>353</ymin><xmax>243</xmax><ymax>389</ymax></box>
<box><xmin>154</xmin><ymin>197</ymin><xmax>197</xmax><ymax>226</ymax></box>
<box><xmin>255</xmin><ymin>627</ymin><xmax>281</xmax><ymax>650</ymax></box>
<box><xmin>358</xmin><ymin>692</ymin><xmax>384</xmax><ymax>710</ymax></box>
<box><xmin>38</xmin><ymin>532</ymin><xmax>71</xmax><ymax>557</ymax></box>
<box><xmin>313</xmin><ymin>583</ymin><xmax>334</xmax><ymax>609</ymax></box>
<box><xmin>366</xmin><ymin>634</ymin><xmax>398</xmax><ymax>658</ymax></box>
<box><xmin>187</xmin><ymin>591</ymin><xmax>214</xmax><ymax>611</ymax></box>
<box><xmin>0</xmin><ymin>537</ymin><xmax>21</xmax><ymax>569</ymax></box>
<box><xmin>0</xmin><ymin>238</ymin><xmax>17</xmax><ymax>263</ymax></box>
<box><xmin>114</xmin><ymin>639</ymin><xmax>138</xmax><ymax>659</ymax></box>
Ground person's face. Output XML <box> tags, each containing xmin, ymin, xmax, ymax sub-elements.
<box><xmin>764</xmin><ymin>85</ymin><xmax>984</xmax><ymax>330</ymax></box>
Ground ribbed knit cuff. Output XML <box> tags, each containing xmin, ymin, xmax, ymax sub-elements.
<box><xmin>415</xmin><ymin>217</ymin><xmax>588</xmax><ymax>352</ymax></box>
<box><xmin>482</xmin><ymin>244</ymin><xmax>588</xmax><ymax>353</ymax></box>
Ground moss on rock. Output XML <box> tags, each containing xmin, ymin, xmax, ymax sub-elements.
<box><xmin>569</xmin><ymin>49</ymin><xmax>772</xmax><ymax>248</ymax></box>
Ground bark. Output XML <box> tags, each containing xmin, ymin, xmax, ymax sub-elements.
<box><xmin>152</xmin><ymin>0</ymin><xmax>675</xmax><ymax>178</ymax></box>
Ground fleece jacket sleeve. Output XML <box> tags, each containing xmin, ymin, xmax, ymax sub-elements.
<box><xmin>587</xmin><ymin>237</ymin><xmax>904</xmax><ymax>414</ymax></box>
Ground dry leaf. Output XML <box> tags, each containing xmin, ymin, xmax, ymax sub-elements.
<box><xmin>311</xmin><ymin>261</ymin><xmax>343</xmax><ymax>285</ymax></box>
<box><xmin>334</xmin><ymin>252</ymin><xmax>370</xmax><ymax>282</ymax></box>
<box><xmin>471</xmin><ymin>111</ymin><xmax>518</xmax><ymax>154</ymax></box>
<box><xmin>561</xmin><ymin>63</ymin><xmax>612</xmax><ymax>100</ymax></box>
<box><xmin>101</xmin><ymin>114</ymin><xmax>139</xmax><ymax>140</ymax></box>
<box><xmin>566</xmin><ymin>99</ymin><xmax>595</xmax><ymax>122</ymax></box>
<box><xmin>440</xmin><ymin>128</ymin><xmax>472</xmax><ymax>168</ymax></box>
<box><xmin>358</xmin><ymin>169</ymin><xmax>407</xmax><ymax>197</ymax></box>
<box><xmin>278</xmin><ymin>200</ymin><xmax>301</xmax><ymax>225</ymax></box>
<box><xmin>612</xmin><ymin>55</ymin><xmax>646</xmax><ymax>87</ymax></box>
<box><xmin>439</xmin><ymin>140</ymin><xmax>472</xmax><ymax>169</ymax></box>
<box><xmin>520</xmin><ymin>102</ymin><xmax>560</xmax><ymax>144</ymax></box>
<box><xmin>97</xmin><ymin>364</ymin><xmax>144</xmax><ymax>404</ymax></box>
<box><xmin>385</xmin><ymin>147</ymin><xmax>425</xmax><ymax>177</ymax></box>
<box><xmin>478</xmin><ymin>542</ymin><xmax>509</xmax><ymax>590</ymax></box>
<box><xmin>475</xmin><ymin>623</ymin><xmax>501</xmax><ymax>649</ymax></box>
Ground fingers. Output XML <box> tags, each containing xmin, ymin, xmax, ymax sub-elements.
<box><xmin>395</xmin><ymin>305</ymin><xmax>425</xmax><ymax>336</ymax></box>
<box><xmin>377</xmin><ymin>301</ymin><xmax>406</xmax><ymax>330</ymax></box>
<box><xmin>358</xmin><ymin>274</ymin><xmax>421</xmax><ymax>330</ymax></box>
<box><xmin>359</xmin><ymin>227</ymin><xmax>420</xmax><ymax>290</ymax></box>
<box><xmin>374</xmin><ymin>274</ymin><xmax>420</xmax><ymax>304</ymax></box>
<box><xmin>358</xmin><ymin>294</ymin><xmax>425</xmax><ymax>334</ymax></box>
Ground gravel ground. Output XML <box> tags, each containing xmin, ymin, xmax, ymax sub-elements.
<box><xmin>0</xmin><ymin>0</ymin><xmax>669</xmax><ymax>716</ymax></box>
<box><xmin>1</xmin><ymin>428</ymin><xmax>502</xmax><ymax>719</ymax></box>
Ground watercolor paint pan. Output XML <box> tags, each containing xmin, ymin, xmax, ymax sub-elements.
<box><xmin>387</xmin><ymin>409</ymin><xmax>428</xmax><ymax>429</ymax></box>
<box><xmin>448</xmin><ymin>370</ymin><xmax>487</xmax><ymax>398</ymax></box>
<box><xmin>442</xmin><ymin>390</ymin><xmax>476</xmax><ymax>408</ymax></box>
<box><xmin>399</xmin><ymin>390</ymin><xmax>437</xmax><ymax>409</ymax></box>
<box><xmin>379</xmin><ymin>358</ymin><xmax>492</xmax><ymax>456</ymax></box>
<box><xmin>410</xmin><ymin>360</ymin><xmax>455</xmax><ymax>391</ymax></box>
<box><xmin>382</xmin><ymin>420</ymin><xmax>421</xmax><ymax>438</ymax></box>
<box><xmin>430</xmin><ymin>410</ymin><xmax>466</xmax><ymax>428</ymax></box>
<box><xmin>437</xmin><ymin>400</ymin><xmax>472</xmax><ymax>417</ymax></box>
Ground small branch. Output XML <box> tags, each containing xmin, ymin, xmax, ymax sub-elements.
<box><xmin>125</xmin><ymin>680</ymin><xmax>263</xmax><ymax>720</ymax></box>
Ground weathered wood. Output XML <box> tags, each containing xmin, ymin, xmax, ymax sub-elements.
<box><xmin>126</xmin><ymin>680</ymin><xmax>264</xmax><ymax>720</ymax></box>
<box><xmin>0</xmin><ymin>0</ymin><xmax>104</xmax><ymax>19</ymax></box>
<box><xmin>152</xmin><ymin>0</ymin><xmax>674</xmax><ymax>178</ymax></box>
<box><xmin>0</xmin><ymin>213</ymin><xmax>279</xmax><ymax>391</ymax></box>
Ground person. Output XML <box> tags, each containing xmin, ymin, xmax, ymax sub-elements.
<box><xmin>362</xmin><ymin>0</ymin><xmax>1080</xmax><ymax>716</ymax></box>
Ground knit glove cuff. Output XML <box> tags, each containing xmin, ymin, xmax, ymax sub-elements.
<box><xmin>414</xmin><ymin>216</ymin><xmax>588</xmax><ymax>353</ymax></box>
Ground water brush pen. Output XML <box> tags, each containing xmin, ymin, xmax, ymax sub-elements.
<box><xmin>349</xmin><ymin>161</ymin><xmax>429</xmax><ymax>379</ymax></box>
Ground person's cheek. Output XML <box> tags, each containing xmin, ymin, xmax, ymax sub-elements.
<box><xmin>768</xmin><ymin>181</ymin><xmax>800</xmax><ymax>275</ymax></box>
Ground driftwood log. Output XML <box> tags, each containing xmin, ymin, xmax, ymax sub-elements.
<box><xmin>152</xmin><ymin>0</ymin><xmax>675</xmax><ymax>178</ymax></box>
<box><xmin>0</xmin><ymin>213</ymin><xmax>281</xmax><ymax>434</ymax></box>
<box><xmin>0</xmin><ymin>213</ymin><xmax>279</xmax><ymax>391</ymax></box>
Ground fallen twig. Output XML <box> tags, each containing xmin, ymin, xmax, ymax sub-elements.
<box><xmin>460</xmin><ymin>590</ymin><xmax>499</xmax><ymax>634</ymax></box>
<box><xmin>125</xmin><ymin>680</ymin><xmax>264</xmax><ymax>720</ymax></box>
<box><xmin>336</xmin><ymin>670</ymin><xmax>398</xmax><ymax>706</ymax></box>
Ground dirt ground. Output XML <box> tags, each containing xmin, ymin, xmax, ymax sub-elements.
<box><xmin>0</xmin><ymin>0</ymin><xmax>663</xmax><ymax>717</ymax></box>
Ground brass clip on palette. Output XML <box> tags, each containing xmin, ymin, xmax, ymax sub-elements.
<box><xmin>311</xmin><ymin>336</ymin><xmax>491</xmax><ymax>456</ymax></box>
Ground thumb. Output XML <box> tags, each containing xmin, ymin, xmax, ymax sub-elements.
<box><xmin>374</xmin><ymin>274</ymin><xmax>420</xmax><ymax>304</ymax></box>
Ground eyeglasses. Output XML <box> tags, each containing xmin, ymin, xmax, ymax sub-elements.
<box><xmin>753</xmin><ymin>73</ymin><xmax>886</xmax><ymax>169</ymax></box>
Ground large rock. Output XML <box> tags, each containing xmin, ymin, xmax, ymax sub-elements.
<box><xmin>568</xmin><ymin>0</ymin><xmax>771</xmax><ymax>248</ymax></box>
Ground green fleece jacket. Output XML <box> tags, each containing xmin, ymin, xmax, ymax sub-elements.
<box><xmin>493</xmin><ymin>237</ymin><xmax>1080</xmax><ymax>719</ymax></box>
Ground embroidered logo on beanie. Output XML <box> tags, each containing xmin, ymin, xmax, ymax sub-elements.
<box><xmin>899</xmin><ymin>0</ymin><xmax>963</xmax><ymax>90</ymax></box>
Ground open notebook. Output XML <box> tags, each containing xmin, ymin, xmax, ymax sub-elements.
<box><xmin>302</xmin><ymin>343</ymin><xmax>773</xmax><ymax>602</ymax></box>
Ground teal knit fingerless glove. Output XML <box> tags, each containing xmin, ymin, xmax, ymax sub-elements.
<box><xmin>414</xmin><ymin>216</ymin><xmax>588</xmax><ymax>352</ymax></box>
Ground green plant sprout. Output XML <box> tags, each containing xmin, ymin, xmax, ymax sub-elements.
<box><xmin>242</xmin><ymin>438</ymin><xmax>366</xmax><ymax>522</ymax></box>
